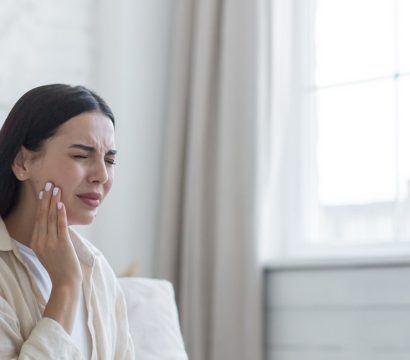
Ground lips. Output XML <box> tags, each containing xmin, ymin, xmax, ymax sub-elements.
<box><xmin>77</xmin><ymin>192</ymin><xmax>102</xmax><ymax>200</ymax></box>
<box><xmin>76</xmin><ymin>192</ymin><xmax>102</xmax><ymax>208</ymax></box>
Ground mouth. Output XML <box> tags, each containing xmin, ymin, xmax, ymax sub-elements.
<box><xmin>76</xmin><ymin>195</ymin><xmax>100</xmax><ymax>208</ymax></box>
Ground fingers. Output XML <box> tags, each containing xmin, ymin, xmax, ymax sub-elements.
<box><xmin>32</xmin><ymin>190</ymin><xmax>42</xmax><ymax>244</ymax></box>
<box><xmin>36</xmin><ymin>182</ymin><xmax>53</xmax><ymax>240</ymax></box>
<box><xmin>57</xmin><ymin>200</ymin><xmax>69</xmax><ymax>240</ymax></box>
<box><xmin>47</xmin><ymin>185</ymin><xmax>60</xmax><ymax>239</ymax></box>
<box><xmin>34</xmin><ymin>181</ymin><xmax>68</xmax><ymax>243</ymax></box>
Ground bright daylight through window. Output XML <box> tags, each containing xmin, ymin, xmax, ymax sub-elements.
<box><xmin>305</xmin><ymin>0</ymin><xmax>410</xmax><ymax>252</ymax></box>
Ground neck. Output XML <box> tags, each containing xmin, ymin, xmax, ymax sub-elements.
<box><xmin>3</xmin><ymin>184</ymin><xmax>37</xmax><ymax>248</ymax></box>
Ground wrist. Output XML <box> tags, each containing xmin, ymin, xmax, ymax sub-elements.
<box><xmin>52</xmin><ymin>280</ymin><xmax>82</xmax><ymax>294</ymax></box>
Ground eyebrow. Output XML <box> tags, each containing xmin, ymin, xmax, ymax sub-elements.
<box><xmin>69</xmin><ymin>144</ymin><xmax>117</xmax><ymax>156</ymax></box>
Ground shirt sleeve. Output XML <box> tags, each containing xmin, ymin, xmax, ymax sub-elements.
<box><xmin>0</xmin><ymin>296</ymin><xmax>83</xmax><ymax>359</ymax></box>
<box><xmin>113</xmin><ymin>280</ymin><xmax>135</xmax><ymax>360</ymax></box>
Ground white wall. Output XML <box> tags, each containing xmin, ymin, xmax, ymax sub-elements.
<box><xmin>84</xmin><ymin>0</ymin><xmax>173</xmax><ymax>277</ymax></box>
<box><xmin>0</xmin><ymin>0</ymin><xmax>173</xmax><ymax>277</ymax></box>
<box><xmin>0</xmin><ymin>0</ymin><xmax>95</xmax><ymax>111</ymax></box>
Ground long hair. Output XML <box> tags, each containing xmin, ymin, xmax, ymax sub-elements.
<box><xmin>0</xmin><ymin>84</ymin><xmax>115</xmax><ymax>218</ymax></box>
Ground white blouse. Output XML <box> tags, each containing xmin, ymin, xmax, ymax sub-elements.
<box><xmin>0</xmin><ymin>217</ymin><xmax>135</xmax><ymax>359</ymax></box>
<box><xmin>12</xmin><ymin>238</ymin><xmax>92</xmax><ymax>360</ymax></box>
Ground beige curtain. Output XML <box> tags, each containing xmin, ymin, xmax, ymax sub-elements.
<box><xmin>154</xmin><ymin>0</ymin><xmax>267</xmax><ymax>359</ymax></box>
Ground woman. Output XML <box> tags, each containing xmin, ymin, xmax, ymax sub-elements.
<box><xmin>0</xmin><ymin>84</ymin><xmax>135</xmax><ymax>359</ymax></box>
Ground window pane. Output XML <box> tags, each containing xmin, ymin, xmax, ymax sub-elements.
<box><xmin>315</xmin><ymin>0</ymin><xmax>395</xmax><ymax>86</ymax></box>
<box><xmin>397</xmin><ymin>76</ymin><xmax>410</xmax><ymax>241</ymax></box>
<box><xmin>397</xmin><ymin>76</ymin><xmax>410</xmax><ymax>201</ymax></box>
<box><xmin>306</xmin><ymin>202</ymin><xmax>397</xmax><ymax>244</ymax></box>
<box><xmin>316</xmin><ymin>79</ymin><xmax>396</xmax><ymax>205</ymax></box>
<box><xmin>398</xmin><ymin>0</ymin><xmax>410</xmax><ymax>73</ymax></box>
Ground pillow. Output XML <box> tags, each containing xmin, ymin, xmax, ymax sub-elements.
<box><xmin>118</xmin><ymin>277</ymin><xmax>188</xmax><ymax>360</ymax></box>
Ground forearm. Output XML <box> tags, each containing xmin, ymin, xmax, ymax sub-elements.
<box><xmin>43</xmin><ymin>283</ymin><xmax>81</xmax><ymax>335</ymax></box>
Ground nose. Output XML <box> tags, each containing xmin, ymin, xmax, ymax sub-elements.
<box><xmin>89</xmin><ymin>157</ymin><xmax>109</xmax><ymax>184</ymax></box>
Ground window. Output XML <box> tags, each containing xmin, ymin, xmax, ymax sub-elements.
<box><xmin>263</xmin><ymin>0</ymin><xmax>410</xmax><ymax>261</ymax></box>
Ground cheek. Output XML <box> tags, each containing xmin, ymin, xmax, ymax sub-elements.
<box><xmin>32</xmin><ymin>159</ymin><xmax>76</xmax><ymax>192</ymax></box>
<box><xmin>51</xmin><ymin>163</ymin><xmax>86</xmax><ymax>198</ymax></box>
<box><xmin>57</xmin><ymin>163</ymin><xmax>83</xmax><ymax>183</ymax></box>
<box><xmin>103</xmin><ymin>176</ymin><xmax>114</xmax><ymax>195</ymax></box>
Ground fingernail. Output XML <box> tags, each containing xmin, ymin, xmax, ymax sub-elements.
<box><xmin>45</xmin><ymin>182</ymin><xmax>52</xmax><ymax>192</ymax></box>
<box><xmin>53</xmin><ymin>187</ymin><xmax>59</xmax><ymax>196</ymax></box>
<box><xmin>57</xmin><ymin>202</ymin><xmax>62</xmax><ymax>210</ymax></box>
<box><xmin>38</xmin><ymin>191</ymin><xmax>43</xmax><ymax>200</ymax></box>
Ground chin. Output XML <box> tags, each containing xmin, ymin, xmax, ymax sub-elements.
<box><xmin>67</xmin><ymin>209</ymin><xmax>97</xmax><ymax>226</ymax></box>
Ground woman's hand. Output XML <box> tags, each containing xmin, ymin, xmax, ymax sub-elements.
<box><xmin>31</xmin><ymin>181</ymin><xmax>83</xmax><ymax>288</ymax></box>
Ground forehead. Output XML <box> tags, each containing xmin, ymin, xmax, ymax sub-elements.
<box><xmin>53</xmin><ymin>111</ymin><xmax>115</xmax><ymax>150</ymax></box>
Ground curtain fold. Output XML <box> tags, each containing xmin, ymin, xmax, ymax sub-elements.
<box><xmin>154</xmin><ymin>1</ymin><xmax>266</xmax><ymax>359</ymax></box>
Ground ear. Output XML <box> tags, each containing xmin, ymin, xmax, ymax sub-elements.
<box><xmin>11</xmin><ymin>145</ymin><xmax>34</xmax><ymax>181</ymax></box>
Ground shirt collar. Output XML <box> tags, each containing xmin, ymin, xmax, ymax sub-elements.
<box><xmin>0</xmin><ymin>216</ymin><xmax>98</xmax><ymax>267</ymax></box>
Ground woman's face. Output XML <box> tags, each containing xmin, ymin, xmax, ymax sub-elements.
<box><xmin>21</xmin><ymin>111</ymin><xmax>116</xmax><ymax>225</ymax></box>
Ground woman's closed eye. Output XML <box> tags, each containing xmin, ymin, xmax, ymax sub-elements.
<box><xmin>72</xmin><ymin>155</ymin><xmax>116</xmax><ymax>165</ymax></box>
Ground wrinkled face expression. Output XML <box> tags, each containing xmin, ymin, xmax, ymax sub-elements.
<box><xmin>26</xmin><ymin>111</ymin><xmax>116</xmax><ymax>225</ymax></box>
